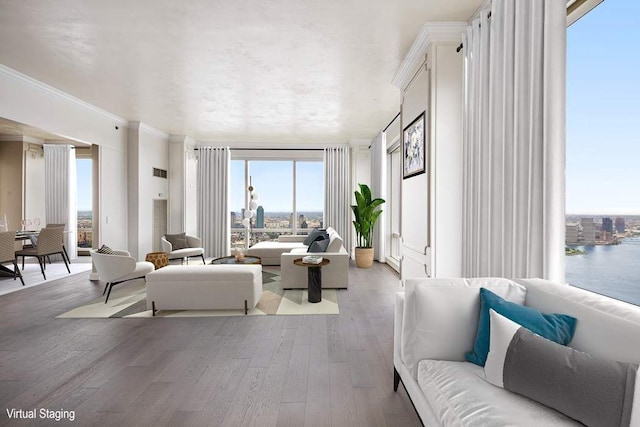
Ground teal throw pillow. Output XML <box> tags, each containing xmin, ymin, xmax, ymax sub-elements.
<box><xmin>465</xmin><ymin>288</ymin><xmax>577</xmax><ymax>367</ymax></box>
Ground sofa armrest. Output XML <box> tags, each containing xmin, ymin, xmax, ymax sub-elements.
<box><xmin>278</xmin><ymin>235</ymin><xmax>307</xmax><ymax>243</ymax></box>
<box><xmin>394</xmin><ymin>291</ymin><xmax>405</xmax><ymax>369</ymax></box>
<box><xmin>186</xmin><ymin>235</ymin><xmax>202</xmax><ymax>248</ymax></box>
<box><xmin>161</xmin><ymin>237</ymin><xmax>172</xmax><ymax>253</ymax></box>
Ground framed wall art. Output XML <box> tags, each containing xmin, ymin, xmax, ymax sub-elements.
<box><xmin>402</xmin><ymin>111</ymin><xmax>426</xmax><ymax>179</ymax></box>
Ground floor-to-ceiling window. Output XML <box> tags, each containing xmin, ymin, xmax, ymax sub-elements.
<box><xmin>76</xmin><ymin>148</ymin><xmax>92</xmax><ymax>256</ymax></box>
<box><xmin>566</xmin><ymin>1</ymin><xmax>640</xmax><ymax>305</ymax></box>
<box><xmin>386</xmin><ymin>145</ymin><xmax>401</xmax><ymax>271</ymax></box>
<box><xmin>230</xmin><ymin>151</ymin><xmax>324</xmax><ymax>249</ymax></box>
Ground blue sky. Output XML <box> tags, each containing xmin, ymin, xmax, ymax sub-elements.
<box><xmin>567</xmin><ymin>0</ymin><xmax>640</xmax><ymax>214</ymax></box>
<box><xmin>230</xmin><ymin>160</ymin><xmax>324</xmax><ymax>212</ymax></box>
<box><xmin>77</xmin><ymin>159</ymin><xmax>92</xmax><ymax>211</ymax></box>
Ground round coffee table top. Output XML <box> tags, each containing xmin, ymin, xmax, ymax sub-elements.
<box><xmin>293</xmin><ymin>257</ymin><xmax>330</xmax><ymax>268</ymax></box>
<box><xmin>210</xmin><ymin>255</ymin><xmax>261</xmax><ymax>265</ymax></box>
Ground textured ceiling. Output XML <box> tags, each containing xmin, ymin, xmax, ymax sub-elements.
<box><xmin>0</xmin><ymin>0</ymin><xmax>482</xmax><ymax>144</ymax></box>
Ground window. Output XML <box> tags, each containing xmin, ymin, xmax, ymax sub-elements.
<box><xmin>76</xmin><ymin>155</ymin><xmax>92</xmax><ymax>254</ymax></box>
<box><xmin>566</xmin><ymin>1</ymin><xmax>640</xmax><ymax>305</ymax></box>
<box><xmin>230</xmin><ymin>156</ymin><xmax>324</xmax><ymax>249</ymax></box>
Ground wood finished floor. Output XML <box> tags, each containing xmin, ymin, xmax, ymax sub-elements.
<box><xmin>0</xmin><ymin>262</ymin><xmax>420</xmax><ymax>426</ymax></box>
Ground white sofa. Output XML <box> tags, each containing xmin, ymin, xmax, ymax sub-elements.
<box><xmin>280</xmin><ymin>227</ymin><xmax>349</xmax><ymax>289</ymax></box>
<box><xmin>394</xmin><ymin>277</ymin><xmax>640</xmax><ymax>426</ymax></box>
<box><xmin>246</xmin><ymin>235</ymin><xmax>307</xmax><ymax>265</ymax></box>
<box><xmin>145</xmin><ymin>264</ymin><xmax>262</xmax><ymax>315</ymax></box>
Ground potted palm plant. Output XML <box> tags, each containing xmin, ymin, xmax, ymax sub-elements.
<box><xmin>352</xmin><ymin>183</ymin><xmax>385</xmax><ymax>268</ymax></box>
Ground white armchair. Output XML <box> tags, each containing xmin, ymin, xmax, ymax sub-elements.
<box><xmin>90</xmin><ymin>249</ymin><xmax>155</xmax><ymax>303</ymax></box>
<box><xmin>161</xmin><ymin>234</ymin><xmax>205</xmax><ymax>264</ymax></box>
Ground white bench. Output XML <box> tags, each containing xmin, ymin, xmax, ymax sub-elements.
<box><xmin>145</xmin><ymin>264</ymin><xmax>262</xmax><ymax>315</ymax></box>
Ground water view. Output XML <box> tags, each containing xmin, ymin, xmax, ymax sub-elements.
<box><xmin>566</xmin><ymin>238</ymin><xmax>640</xmax><ymax>306</ymax></box>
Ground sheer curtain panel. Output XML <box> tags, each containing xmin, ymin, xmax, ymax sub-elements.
<box><xmin>370</xmin><ymin>131</ymin><xmax>387</xmax><ymax>261</ymax></box>
<box><xmin>462</xmin><ymin>0</ymin><xmax>566</xmax><ymax>282</ymax></box>
<box><xmin>197</xmin><ymin>147</ymin><xmax>230</xmax><ymax>259</ymax></box>
<box><xmin>43</xmin><ymin>144</ymin><xmax>77</xmax><ymax>260</ymax></box>
<box><xmin>324</xmin><ymin>146</ymin><xmax>352</xmax><ymax>255</ymax></box>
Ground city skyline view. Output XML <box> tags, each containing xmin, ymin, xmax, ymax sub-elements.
<box><xmin>566</xmin><ymin>0</ymin><xmax>640</xmax><ymax>215</ymax></box>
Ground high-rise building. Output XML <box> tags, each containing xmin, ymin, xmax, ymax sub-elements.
<box><xmin>256</xmin><ymin>206</ymin><xmax>264</xmax><ymax>228</ymax></box>
<box><xmin>615</xmin><ymin>217</ymin><xmax>626</xmax><ymax>234</ymax></box>
<box><xmin>602</xmin><ymin>217</ymin><xmax>613</xmax><ymax>232</ymax></box>
<box><xmin>231</xmin><ymin>212</ymin><xmax>237</xmax><ymax>228</ymax></box>
<box><xmin>581</xmin><ymin>218</ymin><xmax>596</xmax><ymax>244</ymax></box>
<box><xmin>565</xmin><ymin>223</ymin><xmax>579</xmax><ymax>245</ymax></box>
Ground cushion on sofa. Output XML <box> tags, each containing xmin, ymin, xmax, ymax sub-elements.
<box><xmin>303</xmin><ymin>230</ymin><xmax>328</xmax><ymax>246</ymax></box>
<box><xmin>485</xmin><ymin>310</ymin><xmax>639</xmax><ymax>427</ymax></box>
<box><xmin>165</xmin><ymin>232</ymin><xmax>188</xmax><ymax>250</ymax></box>
<box><xmin>417</xmin><ymin>359</ymin><xmax>581</xmax><ymax>426</ymax></box>
<box><xmin>465</xmin><ymin>288</ymin><xmax>577</xmax><ymax>367</ymax></box>
<box><xmin>97</xmin><ymin>244</ymin><xmax>115</xmax><ymax>255</ymax></box>
<box><xmin>401</xmin><ymin>278</ymin><xmax>526</xmax><ymax>377</ymax></box>
<box><xmin>308</xmin><ymin>238</ymin><xmax>330</xmax><ymax>253</ymax></box>
<box><xmin>326</xmin><ymin>231</ymin><xmax>343</xmax><ymax>253</ymax></box>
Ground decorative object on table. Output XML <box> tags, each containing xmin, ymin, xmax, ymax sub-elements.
<box><xmin>293</xmin><ymin>257</ymin><xmax>330</xmax><ymax>303</ymax></box>
<box><xmin>210</xmin><ymin>255</ymin><xmax>261</xmax><ymax>265</ymax></box>
<box><xmin>351</xmin><ymin>183</ymin><xmax>385</xmax><ymax>268</ymax></box>
<box><xmin>161</xmin><ymin>233</ymin><xmax>205</xmax><ymax>265</ymax></box>
<box><xmin>235</xmin><ymin>247</ymin><xmax>245</xmax><ymax>262</ymax></box>
<box><xmin>145</xmin><ymin>252</ymin><xmax>170</xmax><ymax>270</ymax></box>
<box><xmin>302</xmin><ymin>255</ymin><xmax>323</xmax><ymax>264</ymax></box>
<box><xmin>403</xmin><ymin>111</ymin><xmax>426</xmax><ymax>179</ymax></box>
<box><xmin>241</xmin><ymin>176</ymin><xmax>260</xmax><ymax>248</ymax></box>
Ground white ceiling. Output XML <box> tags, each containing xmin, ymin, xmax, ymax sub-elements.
<box><xmin>0</xmin><ymin>0</ymin><xmax>483</xmax><ymax>144</ymax></box>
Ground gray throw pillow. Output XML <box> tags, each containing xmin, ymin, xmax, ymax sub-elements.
<box><xmin>308</xmin><ymin>238</ymin><xmax>330</xmax><ymax>253</ymax></box>
<box><xmin>165</xmin><ymin>233</ymin><xmax>188</xmax><ymax>250</ymax></box>
<box><xmin>303</xmin><ymin>229</ymin><xmax>328</xmax><ymax>246</ymax></box>
<box><xmin>485</xmin><ymin>310</ymin><xmax>638</xmax><ymax>427</ymax></box>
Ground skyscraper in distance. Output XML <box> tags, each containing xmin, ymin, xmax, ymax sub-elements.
<box><xmin>256</xmin><ymin>206</ymin><xmax>264</xmax><ymax>228</ymax></box>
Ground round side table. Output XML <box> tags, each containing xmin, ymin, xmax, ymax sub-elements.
<box><xmin>145</xmin><ymin>252</ymin><xmax>169</xmax><ymax>270</ymax></box>
<box><xmin>293</xmin><ymin>258</ymin><xmax>330</xmax><ymax>303</ymax></box>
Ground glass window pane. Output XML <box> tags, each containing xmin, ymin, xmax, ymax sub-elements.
<box><xmin>249</xmin><ymin>161</ymin><xmax>293</xmax><ymax>242</ymax></box>
<box><xmin>230</xmin><ymin>160</ymin><xmax>246</xmax><ymax>248</ymax></box>
<box><xmin>76</xmin><ymin>159</ymin><xmax>92</xmax><ymax>250</ymax></box>
<box><xmin>296</xmin><ymin>161</ymin><xmax>324</xmax><ymax>234</ymax></box>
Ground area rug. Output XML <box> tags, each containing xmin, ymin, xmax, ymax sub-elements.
<box><xmin>56</xmin><ymin>267</ymin><xmax>340</xmax><ymax>318</ymax></box>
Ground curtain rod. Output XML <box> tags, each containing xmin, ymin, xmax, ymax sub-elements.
<box><xmin>194</xmin><ymin>147</ymin><xmax>324</xmax><ymax>151</ymax></box>
<box><xmin>456</xmin><ymin>11</ymin><xmax>492</xmax><ymax>52</ymax></box>
<box><xmin>383</xmin><ymin>112</ymin><xmax>401</xmax><ymax>133</ymax></box>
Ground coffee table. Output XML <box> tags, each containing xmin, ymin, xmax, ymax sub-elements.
<box><xmin>210</xmin><ymin>255</ymin><xmax>261</xmax><ymax>265</ymax></box>
<box><xmin>293</xmin><ymin>258</ymin><xmax>330</xmax><ymax>303</ymax></box>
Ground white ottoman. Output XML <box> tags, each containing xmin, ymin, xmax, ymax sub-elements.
<box><xmin>145</xmin><ymin>264</ymin><xmax>262</xmax><ymax>315</ymax></box>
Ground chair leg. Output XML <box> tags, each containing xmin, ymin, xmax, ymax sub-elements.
<box><xmin>13</xmin><ymin>260</ymin><xmax>24</xmax><ymax>286</ymax></box>
<box><xmin>104</xmin><ymin>283</ymin><xmax>114</xmax><ymax>303</ymax></box>
<box><xmin>21</xmin><ymin>255</ymin><xmax>24</xmax><ymax>270</ymax></box>
<box><xmin>63</xmin><ymin>245</ymin><xmax>71</xmax><ymax>263</ymax></box>
<box><xmin>61</xmin><ymin>251</ymin><xmax>71</xmax><ymax>273</ymax></box>
<box><xmin>201</xmin><ymin>254</ymin><xmax>206</xmax><ymax>264</ymax></box>
<box><xmin>37</xmin><ymin>256</ymin><xmax>46</xmax><ymax>280</ymax></box>
<box><xmin>102</xmin><ymin>282</ymin><xmax>110</xmax><ymax>295</ymax></box>
<box><xmin>181</xmin><ymin>258</ymin><xmax>184</xmax><ymax>265</ymax></box>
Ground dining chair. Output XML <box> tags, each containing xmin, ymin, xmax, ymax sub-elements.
<box><xmin>15</xmin><ymin>227</ymin><xmax>70</xmax><ymax>280</ymax></box>
<box><xmin>0</xmin><ymin>231</ymin><xmax>24</xmax><ymax>286</ymax></box>
<box><xmin>45</xmin><ymin>223</ymin><xmax>71</xmax><ymax>264</ymax></box>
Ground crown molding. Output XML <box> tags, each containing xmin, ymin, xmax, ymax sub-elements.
<box><xmin>0</xmin><ymin>64</ymin><xmax>128</xmax><ymax>126</ymax></box>
<box><xmin>127</xmin><ymin>121</ymin><xmax>169</xmax><ymax>139</ymax></box>
<box><xmin>0</xmin><ymin>134</ymin><xmax>43</xmax><ymax>144</ymax></box>
<box><xmin>391</xmin><ymin>22</ymin><xmax>468</xmax><ymax>90</ymax></box>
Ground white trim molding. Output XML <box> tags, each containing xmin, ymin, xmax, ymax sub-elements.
<box><xmin>128</xmin><ymin>121</ymin><xmax>169</xmax><ymax>139</ymax></box>
<box><xmin>391</xmin><ymin>22</ymin><xmax>468</xmax><ymax>90</ymax></box>
<box><xmin>0</xmin><ymin>64</ymin><xmax>128</xmax><ymax>126</ymax></box>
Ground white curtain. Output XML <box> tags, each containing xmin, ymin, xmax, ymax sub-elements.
<box><xmin>462</xmin><ymin>0</ymin><xmax>566</xmax><ymax>282</ymax></box>
<box><xmin>324</xmin><ymin>146</ymin><xmax>352</xmax><ymax>255</ymax></box>
<box><xmin>197</xmin><ymin>147</ymin><xmax>230</xmax><ymax>258</ymax></box>
<box><xmin>44</xmin><ymin>144</ymin><xmax>77</xmax><ymax>260</ymax></box>
<box><xmin>370</xmin><ymin>131</ymin><xmax>387</xmax><ymax>261</ymax></box>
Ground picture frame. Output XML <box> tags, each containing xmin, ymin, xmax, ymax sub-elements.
<box><xmin>403</xmin><ymin>111</ymin><xmax>426</xmax><ymax>179</ymax></box>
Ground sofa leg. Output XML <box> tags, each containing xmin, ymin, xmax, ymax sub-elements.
<box><xmin>152</xmin><ymin>300</ymin><xmax>156</xmax><ymax>317</ymax></box>
<box><xmin>394</xmin><ymin>367</ymin><xmax>401</xmax><ymax>392</ymax></box>
<box><xmin>244</xmin><ymin>300</ymin><xmax>248</xmax><ymax>315</ymax></box>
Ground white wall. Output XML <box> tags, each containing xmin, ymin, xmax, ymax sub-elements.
<box><xmin>100</xmin><ymin>145</ymin><xmax>128</xmax><ymax>250</ymax></box>
<box><xmin>127</xmin><ymin>123</ymin><xmax>169</xmax><ymax>259</ymax></box>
